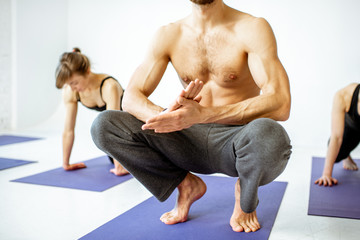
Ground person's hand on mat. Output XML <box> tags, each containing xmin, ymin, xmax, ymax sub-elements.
<box><xmin>315</xmin><ymin>175</ymin><xmax>338</xmax><ymax>186</ymax></box>
<box><xmin>63</xmin><ymin>162</ymin><xmax>87</xmax><ymax>171</ymax></box>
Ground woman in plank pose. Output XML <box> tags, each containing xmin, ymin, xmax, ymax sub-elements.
<box><xmin>55</xmin><ymin>48</ymin><xmax>128</xmax><ymax>176</ymax></box>
<box><xmin>315</xmin><ymin>83</ymin><xmax>359</xmax><ymax>186</ymax></box>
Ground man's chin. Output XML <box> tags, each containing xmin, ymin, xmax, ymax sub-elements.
<box><xmin>190</xmin><ymin>0</ymin><xmax>215</xmax><ymax>5</ymax></box>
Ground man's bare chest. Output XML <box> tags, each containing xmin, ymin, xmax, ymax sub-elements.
<box><xmin>170</xmin><ymin>39</ymin><xmax>249</xmax><ymax>85</ymax></box>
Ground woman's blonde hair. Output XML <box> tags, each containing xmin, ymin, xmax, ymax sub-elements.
<box><xmin>55</xmin><ymin>48</ymin><xmax>91</xmax><ymax>89</ymax></box>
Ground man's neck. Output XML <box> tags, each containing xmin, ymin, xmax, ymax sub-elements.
<box><xmin>191</xmin><ymin>0</ymin><xmax>226</xmax><ymax>30</ymax></box>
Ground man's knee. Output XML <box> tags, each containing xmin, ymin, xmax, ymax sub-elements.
<box><xmin>247</xmin><ymin>118</ymin><xmax>291</xmax><ymax>152</ymax></box>
<box><xmin>248</xmin><ymin>118</ymin><xmax>291</xmax><ymax>182</ymax></box>
<box><xmin>91</xmin><ymin>110</ymin><xmax>116</xmax><ymax>150</ymax></box>
<box><xmin>91</xmin><ymin>110</ymin><xmax>142</xmax><ymax>151</ymax></box>
<box><xmin>237</xmin><ymin>118</ymin><xmax>291</xmax><ymax>170</ymax></box>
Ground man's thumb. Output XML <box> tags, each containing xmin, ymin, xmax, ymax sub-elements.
<box><xmin>177</xmin><ymin>96</ymin><xmax>187</xmax><ymax>105</ymax></box>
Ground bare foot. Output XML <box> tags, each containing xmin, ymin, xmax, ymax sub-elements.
<box><xmin>343</xmin><ymin>156</ymin><xmax>358</xmax><ymax>171</ymax></box>
<box><xmin>63</xmin><ymin>163</ymin><xmax>86</xmax><ymax>171</ymax></box>
<box><xmin>110</xmin><ymin>161</ymin><xmax>129</xmax><ymax>176</ymax></box>
<box><xmin>230</xmin><ymin>179</ymin><xmax>260</xmax><ymax>233</ymax></box>
<box><xmin>160</xmin><ymin>173</ymin><xmax>207</xmax><ymax>225</ymax></box>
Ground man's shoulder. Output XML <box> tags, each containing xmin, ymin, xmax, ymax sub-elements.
<box><xmin>148</xmin><ymin>20</ymin><xmax>184</xmax><ymax>57</ymax></box>
<box><xmin>151</xmin><ymin>20</ymin><xmax>186</xmax><ymax>51</ymax></box>
<box><xmin>157</xmin><ymin>20</ymin><xmax>183</xmax><ymax>37</ymax></box>
<box><xmin>231</xmin><ymin>12</ymin><xmax>274</xmax><ymax>51</ymax></box>
<box><xmin>232</xmin><ymin>11</ymin><xmax>270</xmax><ymax>33</ymax></box>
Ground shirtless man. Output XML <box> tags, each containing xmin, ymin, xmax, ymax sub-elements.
<box><xmin>91</xmin><ymin>0</ymin><xmax>291</xmax><ymax>233</ymax></box>
<box><xmin>315</xmin><ymin>83</ymin><xmax>360</xmax><ymax>187</ymax></box>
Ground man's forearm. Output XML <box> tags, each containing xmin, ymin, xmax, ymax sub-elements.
<box><xmin>201</xmin><ymin>93</ymin><xmax>290</xmax><ymax>125</ymax></box>
<box><xmin>122</xmin><ymin>90</ymin><xmax>164</xmax><ymax>122</ymax></box>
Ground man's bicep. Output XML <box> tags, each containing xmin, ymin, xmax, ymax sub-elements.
<box><xmin>131</xmin><ymin>57</ymin><xmax>169</xmax><ymax>96</ymax></box>
<box><xmin>247</xmin><ymin>18</ymin><xmax>289</xmax><ymax>92</ymax></box>
<box><xmin>246</xmin><ymin>18</ymin><xmax>290</xmax><ymax>120</ymax></box>
<box><xmin>247</xmin><ymin>18</ymin><xmax>283</xmax><ymax>86</ymax></box>
<box><xmin>248</xmin><ymin>53</ymin><xmax>288</xmax><ymax>95</ymax></box>
<box><xmin>127</xmin><ymin>27</ymin><xmax>171</xmax><ymax>97</ymax></box>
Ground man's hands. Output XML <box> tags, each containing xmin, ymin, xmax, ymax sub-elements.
<box><xmin>142</xmin><ymin>79</ymin><xmax>204</xmax><ymax>133</ymax></box>
<box><xmin>165</xmin><ymin>79</ymin><xmax>203</xmax><ymax>113</ymax></box>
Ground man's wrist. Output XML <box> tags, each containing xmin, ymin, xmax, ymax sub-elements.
<box><xmin>200</xmin><ymin>106</ymin><xmax>214</xmax><ymax>124</ymax></box>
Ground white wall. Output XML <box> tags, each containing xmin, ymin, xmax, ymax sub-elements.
<box><xmin>7</xmin><ymin>0</ymin><xmax>360</xmax><ymax>149</ymax></box>
<box><xmin>67</xmin><ymin>0</ymin><xmax>191</xmax><ymax>106</ymax></box>
<box><xmin>13</xmin><ymin>0</ymin><xmax>67</xmax><ymax>130</ymax></box>
<box><xmin>236</xmin><ymin>0</ymin><xmax>360</xmax><ymax>149</ymax></box>
<box><xmin>0</xmin><ymin>0</ymin><xmax>12</xmax><ymax>130</ymax></box>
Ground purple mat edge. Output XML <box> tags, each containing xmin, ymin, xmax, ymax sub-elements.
<box><xmin>0</xmin><ymin>158</ymin><xmax>37</xmax><ymax>170</ymax></box>
<box><xmin>0</xmin><ymin>135</ymin><xmax>43</xmax><ymax>146</ymax></box>
<box><xmin>80</xmin><ymin>176</ymin><xmax>288</xmax><ymax>240</ymax></box>
<box><xmin>10</xmin><ymin>156</ymin><xmax>133</xmax><ymax>192</ymax></box>
<box><xmin>308</xmin><ymin>156</ymin><xmax>360</xmax><ymax>220</ymax></box>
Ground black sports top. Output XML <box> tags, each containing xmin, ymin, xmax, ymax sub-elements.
<box><xmin>344</xmin><ymin>84</ymin><xmax>360</xmax><ymax>132</ymax></box>
<box><xmin>347</xmin><ymin>84</ymin><xmax>360</xmax><ymax>122</ymax></box>
<box><xmin>76</xmin><ymin>76</ymin><xmax>123</xmax><ymax>111</ymax></box>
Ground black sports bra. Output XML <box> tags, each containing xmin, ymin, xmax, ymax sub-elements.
<box><xmin>347</xmin><ymin>84</ymin><xmax>360</xmax><ymax>123</ymax></box>
<box><xmin>76</xmin><ymin>76</ymin><xmax>123</xmax><ymax>111</ymax></box>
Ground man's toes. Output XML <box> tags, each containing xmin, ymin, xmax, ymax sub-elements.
<box><xmin>244</xmin><ymin>225</ymin><xmax>251</xmax><ymax>233</ymax></box>
<box><xmin>231</xmin><ymin>224</ymin><xmax>244</xmax><ymax>232</ymax></box>
<box><xmin>248</xmin><ymin>222</ymin><xmax>259</xmax><ymax>232</ymax></box>
<box><xmin>160</xmin><ymin>212</ymin><xmax>176</xmax><ymax>224</ymax></box>
<box><xmin>160</xmin><ymin>216</ymin><xmax>168</xmax><ymax>223</ymax></box>
<box><xmin>160</xmin><ymin>213</ymin><xmax>169</xmax><ymax>221</ymax></box>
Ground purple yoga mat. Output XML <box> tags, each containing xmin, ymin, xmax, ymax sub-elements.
<box><xmin>11</xmin><ymin>156</ymin><xmax>132</xmax><ymax>192</ymax></box>
<box><xmin>0</xmin><ymin>134</ymin><xmax>42</xmax><ymax>146</ymax></box>
<box><xmin>80</xmin><ymin>176</ymin><xmax>287</xmax><ymax>240</ymax></box>
<box><xmin>0</xmin><ymin>157</ymin><xmax>36</xmax><ymax>170</ymax></box>
<box><xmin>308</xmin><ymin>156</ymin><xmax>360</xmax><ymax>219</ymax></box>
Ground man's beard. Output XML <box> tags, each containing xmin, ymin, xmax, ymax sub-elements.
<box><xmin>190</xmin><ymin>0</ymin><xmax>215</xmax><ymax>5</ymax></box>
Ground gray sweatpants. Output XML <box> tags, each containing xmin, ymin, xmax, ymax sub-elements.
<box><xmin>91</xmin><ymin>111</ymin><xmax>291</xmax><ymax>213</ymax></box>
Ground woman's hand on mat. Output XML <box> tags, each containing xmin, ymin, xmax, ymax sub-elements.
<box><xmin>314</xmin><ymin>175</ymin><xmax>338</xmax><ymax>186</ymax></box>
<box><xmin>63</xmin><ymin>162</ymin><xmax>87</xmax><ymax>171</ymax></box>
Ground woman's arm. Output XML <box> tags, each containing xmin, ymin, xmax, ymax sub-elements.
<box><xmin>102</xmin><ymin>78</ymin><xmax>123</xmax><ymax>111</ymax></box>
<box><xmin>315</xmin><ymin>90</ymin><xmax>346</xmax><ymax>186</ymax></box>
<box><xmin>62</xmin><ymin>86</ymin><xmax>86</xmax><ymax>170</ymax></box>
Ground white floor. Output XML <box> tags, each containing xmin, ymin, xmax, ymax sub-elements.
<box><xmin>1</xmin><ymin>114</ymin><xmax>360</xmax><ymax>240</ymax></box>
